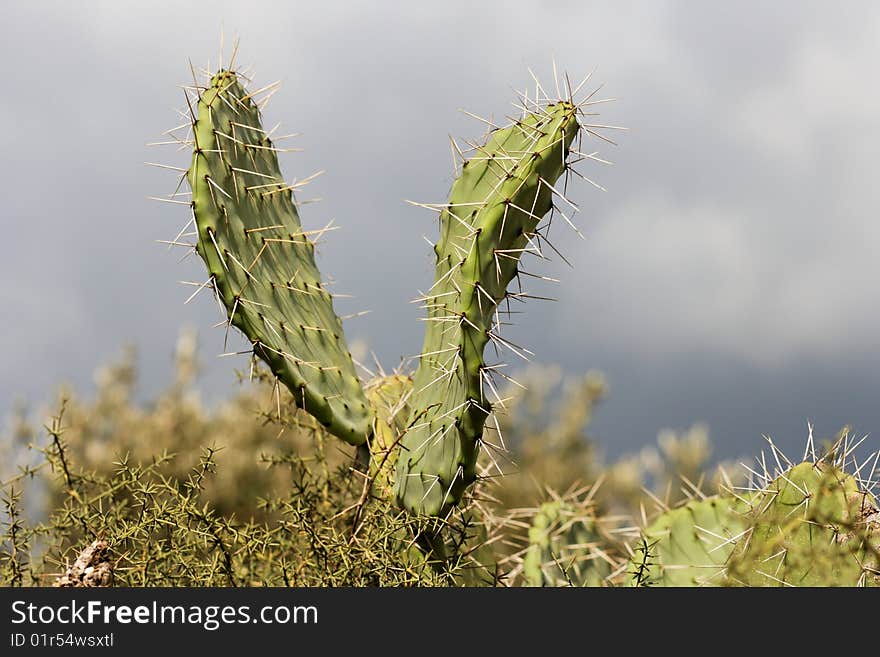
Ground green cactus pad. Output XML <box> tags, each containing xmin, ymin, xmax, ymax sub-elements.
<box><xmin>394</xmin><ymin>102</ymin><xmax>581</xmax><ymax>516</ymax></box>
<box><xmin>630</xmin><ymin>495</ymin><xmax>752</xmax><ymax>587</ymax></box>
<box><xmin>522</xmin><ymin>499</ymin><xmax>613</xmax><ymax>587</ymax></box>
<box><xmin>188</xmin><ymin>70</ymin><xmax>372</xmax><ymax>445</ymax></box>
<box><xmin>727</xmin><ymin>461</ymin><xmax>879</xmax><ymax>587</ymax></box>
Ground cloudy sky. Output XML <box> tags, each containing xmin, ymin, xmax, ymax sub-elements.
<box><xmin>3</xmin><ymin>1</ymin><xmax>879</xmax><ymax>464</ymax></box>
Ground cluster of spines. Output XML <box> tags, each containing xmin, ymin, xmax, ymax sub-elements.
<box><xmin>394</xmin><ymin>73</ymin><xmax>619</xmax><ymax>516</ymax></box>
<box><xmin>151</xmin><ymin>49</ymin><xmax>373</xmax><ymax>446</ymax></box>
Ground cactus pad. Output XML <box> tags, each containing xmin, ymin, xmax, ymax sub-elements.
<box><xmin>630</xmin><ymin>495</ymin><xmax>752</xmax><ymax>587</ymax></box>
<box><xmin>394</xmin><ymin>101</ymin><xmax>581</xmax><ymax>516</ymax></box>
<box><xmin>522</xmin><ymin>498</ymin><xmax>614</xmax><ymax>587</ymax></box>
<box><xmin>187</xmin><ymin>70</ymin><xmax>372</xmax><ymax>445</ymax></box>
<box><xmin>727</xmin><ymin>461</ymin><xmax>879</xmax><ymax>586</ymax></box>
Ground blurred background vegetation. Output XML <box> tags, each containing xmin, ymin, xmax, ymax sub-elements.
<box><xmin>0</xmin><ymin>328</ymin><xmax>758</xmax><ymax>586</ymax></box>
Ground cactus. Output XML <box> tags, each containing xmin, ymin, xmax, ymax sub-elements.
<box><xmin>629</xmin><ymin>495</ymin><xmax>752</xmax><ymax>587</ymax></box>
<box><xmin>629</xmin><ymin>444</ymin><xmax>880</xmax><ymax>587</ymax></box>
<box><xmin>727</xmin><ymin>460</ymin><xmax>879</xmax><ymax>586</ymax></box>
<box><xmin>393</xmin><ymin>101</ymin><xmax>582</xmax><ymax>516</ymax></box>
<box><xmin>159</xmin><ymin>53</ymin><xmax>605</xmax><ymax>519</ymax></box>
<box><xmin>187</xmin><ymin>70</ymin><xmax>373</xmax><ymax>446</ymax></box>
<box><xmin>521</xmin><ymin>496</ymin><xmax>615</xmax><ymax>587</ymax></box>
<box><xmin>164</xmin><ymin>59</ymin><xmax>880</xmax><ymax>597</ymax></box>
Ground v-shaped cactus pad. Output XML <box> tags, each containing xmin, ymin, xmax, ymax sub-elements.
<box><xmin>188</xmin><ymin>70</ymin><xmax>372</xmax><ymax>445</ymax></box>
<box><xmin>394</xmin><ymin>102</ymin><xmax>581</xmax><ymax>515</ymax></box>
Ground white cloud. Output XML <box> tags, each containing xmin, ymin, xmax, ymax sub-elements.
<box><xmin>732</xmin><ymin>20</ymin><xmax>880</xmax><ymax>170</ymax></box>
<box><xmin>564</xmin><ymin>187</ymin><xmax>880</xmax><ymax>367</ymax></box>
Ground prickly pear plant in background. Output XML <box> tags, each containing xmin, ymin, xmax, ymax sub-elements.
<box><xmin>726</xmin><ymin>455</ymin><xmax>879</xmax><ymax>586</ymax></box>
<box><xmin>515</xmin><ymin>487</ymin><xmax>618</xmax><ymax>587</ymax></box>
<box><xmin>629</xmin><ymin>494</ymin><xmax>752</xmax><ymax>587</ymax></box>
<box><xmin>153</xmin><ymin>44</ymin><xmax>616</xmax><ymax>519</ymax></box>
<box><xmin>363</xmin><ymin>372</ymin><xmax>413</xmax><ymax>498</ymax></box>
<box><xmin>628</xmin><ymin>435</ymin><xmax>880</xmax><ymax>587</ymax></box>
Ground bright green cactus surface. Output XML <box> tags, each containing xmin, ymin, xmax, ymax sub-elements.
<box><xmin>727</xmin><ymin>461</ymin><xmax>879</xmax><ymax>587</ymax></box>
<box><xmin>393</xmin><ymin>102</ymin><xmax>581</xmax><ymax>516</ymax></box>
<box><xmin>629</xmin><ymin>495</ymin><xmax>752</xmax><ymax>587</ymax></box>
<box><xmin>188</xmin><ymin>70</ymin><xmax>373</xmax><ymax>445</ymax></box>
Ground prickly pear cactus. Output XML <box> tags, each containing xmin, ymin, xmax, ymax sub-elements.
<box><xmin>163</xmin><ymin>57</ymin><xmax>610</xmax><ymax>519</ymax></box>
<box><xmin>187</xmin><ymin>70</ymin><xmax>372</xmax><ymax>445</ymax></box>
<box><xmin>629</xmin><ymin>450</ymin><xmax>880</xmax><ymax>587</ymax></box>
<box><xmin>522</xmin><ymin>498</ymin><xmax>613</xmax><ymax>587</ymax></box>
<box><xmin>629</xmin><ymin>495</ymin><xmax>752</xmax><ymax>587</ymax></box>
<box><xmin>394</xmin><ymin>102</ymin><xmax>582</xmax><ymax>516</ymax></box>
<box><xmin>727</xmin><ymin>461</ymin><xmax>879</xmax><ymax>587</ymax></box>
